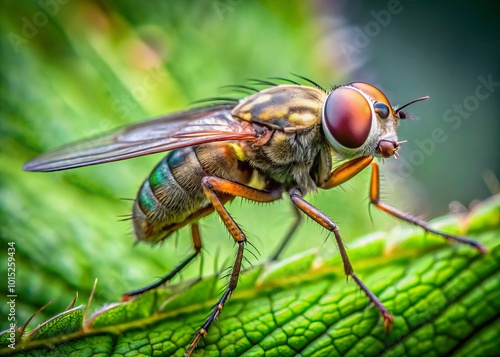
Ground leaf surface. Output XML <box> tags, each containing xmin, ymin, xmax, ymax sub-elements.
<box><xmin>2</xmin><ymin>196</ymin><xmax>498</xmax><ymax>356</ymax></box>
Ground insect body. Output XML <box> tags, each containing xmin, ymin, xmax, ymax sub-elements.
<box><xmin>133</xmin><ymin>85</ymin><xmax>327</xmax><ymax>244</ymax></box>
<box><xmin>23</xmin><ymin>81</ymin><xmax>486</xmax><ymax>356</ymax></box>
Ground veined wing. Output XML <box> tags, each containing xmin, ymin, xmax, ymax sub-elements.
<box><xmin>23</xmin><ymin>104</ymin><xmax>258</xmax><ymax>172</ymax></box>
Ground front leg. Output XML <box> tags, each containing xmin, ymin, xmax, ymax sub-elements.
<box><xmin>369</xmin><ymin>162</ymin><xmax>487</xmax><ymax>253</ymax></box>
<box><xmin>320</xmin><ymin>156</ymin><xmax>373</xmax><ymax>189</ymax></box>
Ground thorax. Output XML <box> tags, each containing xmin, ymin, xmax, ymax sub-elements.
<box><xmin>230</xmin><ymin>85</ymin><xmax>331</xmax><ymax>193</ymax></box>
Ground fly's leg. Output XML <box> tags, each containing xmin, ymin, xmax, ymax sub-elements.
<box><xmin>321</xmin><ymin>156</ymin><xmax>374</xmax><ymax>189</ymax></box>
<box><xmin>369</xmin><ymin>162</ymin><xmax>487</xmax><ymax>253</ymax></box>
<box><xmin>319</xmin><ymin>156</ymin><xmax>393</xmax><ymax>329</ymax></box>
<box><xmin>185</xmin><ymin>176</ymin><xmax>282</xmax><ymax>356</ymax></box>
<box><xmin>268</xmin><ymin>157</ymin><xmax>375</xmax><ymax>261</ymax></box>
<box><xmin>122</xmin><ymin>223</ymin><xmax>203</xmax><ymax>300</ymax></box>
<box><xmin>289</xmin><ymin>187</ymin><xmax>393</xmax><ymax>332</ymax></box>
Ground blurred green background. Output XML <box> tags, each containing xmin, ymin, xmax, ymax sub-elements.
<box><xmin>0</xmin><ymin>0</ymin><xmax>498</xmax><ymax>331</ymax></box>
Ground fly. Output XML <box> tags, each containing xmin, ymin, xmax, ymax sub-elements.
<box><xmin>23</xmin><ymin>79</ymin><xmax>487</xmax><ymax>356</ymax></box>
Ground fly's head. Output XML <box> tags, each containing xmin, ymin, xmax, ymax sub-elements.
<box><xmin>321</xmin><ymin>82</ymin><xmax>428</xmax><ymax>159</ymax></box>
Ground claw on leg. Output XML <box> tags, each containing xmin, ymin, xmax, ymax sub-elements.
<box><xmin>383</xmin><ymin>312</ymin><xmax>394</xmax><ymax>333</ymax></box>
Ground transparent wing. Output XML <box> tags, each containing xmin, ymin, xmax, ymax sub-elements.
<box><xmin>23</xmin><ymin>104</ymin><xmax>258</xmax><ymax>172</ymax></box>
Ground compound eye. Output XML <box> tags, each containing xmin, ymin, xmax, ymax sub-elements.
<box><xmin>374</xmin><ymin>102</ymin><xmax>390</xmax><ymax>119</ymax></box>
<box><xmin>323</xmin><ymin>87</ymin><xmax>372</xmax><ymax>149</ymax></box>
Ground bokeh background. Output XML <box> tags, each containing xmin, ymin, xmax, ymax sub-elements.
<box><xmin>1</xmin><ymin>0</ymin><xmax>498</xmax><ymax>330</ymax></box>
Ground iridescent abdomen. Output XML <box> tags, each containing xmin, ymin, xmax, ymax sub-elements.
<box><xmin>132</xmin><ymin>143</ymin><xmax>253</xmax><ymax>244</ymax></box>
<box><xmin>132</xmin><ymin>146</ymin><xmax>207</xmax><ymax>243</ymax></box>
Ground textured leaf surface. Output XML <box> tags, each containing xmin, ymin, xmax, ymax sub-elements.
<box><xmin>1</xmin><ymin>196</ymin><xmax>498</xmax><ymax>356</ymax></box>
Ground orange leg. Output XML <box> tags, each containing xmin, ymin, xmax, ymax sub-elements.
<box><xmin>369</xmin><ymin>162</ymin><xmax>487</xmax><ymax>253</ymax></box>
<box><xmin>289</xmin><ymin>187</ymin><xmax>393</xmax><ymax>332</ymax></box>
<box><xmin>321</xmin><ymin>156</ymin><xmax>373</xmax><ymax>189</ymax></box>
<box><xmin>269</xmin><ymin>155</ymin><xmax>369</xmax><ymax>260</ymax></box>
<box><xmin>185</xmin><ymin>176</ymin><xmax>282</xmax><ymax>356</ymax></box>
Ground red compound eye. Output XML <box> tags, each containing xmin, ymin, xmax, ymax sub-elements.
<box><xmin>323</xmin><ymin>87</ymin><xmax>373</xmax><ymax>149</ymax></box>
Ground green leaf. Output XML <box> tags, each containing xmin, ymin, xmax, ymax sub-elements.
<box><xmin>1</xmin><ymin>196</ymin><xmax>499</xmax><ymax>356</ymax></box>
<box><xmin>27</xmin><ymin>306</ymin><xmax>83</xmax><ymax>341</ymax></box>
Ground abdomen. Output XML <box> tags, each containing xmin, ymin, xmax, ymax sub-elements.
<box><xmin>132</xmin><ymin>143</ymin><xmax>253</xmax><ymax>244</ymax></box>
